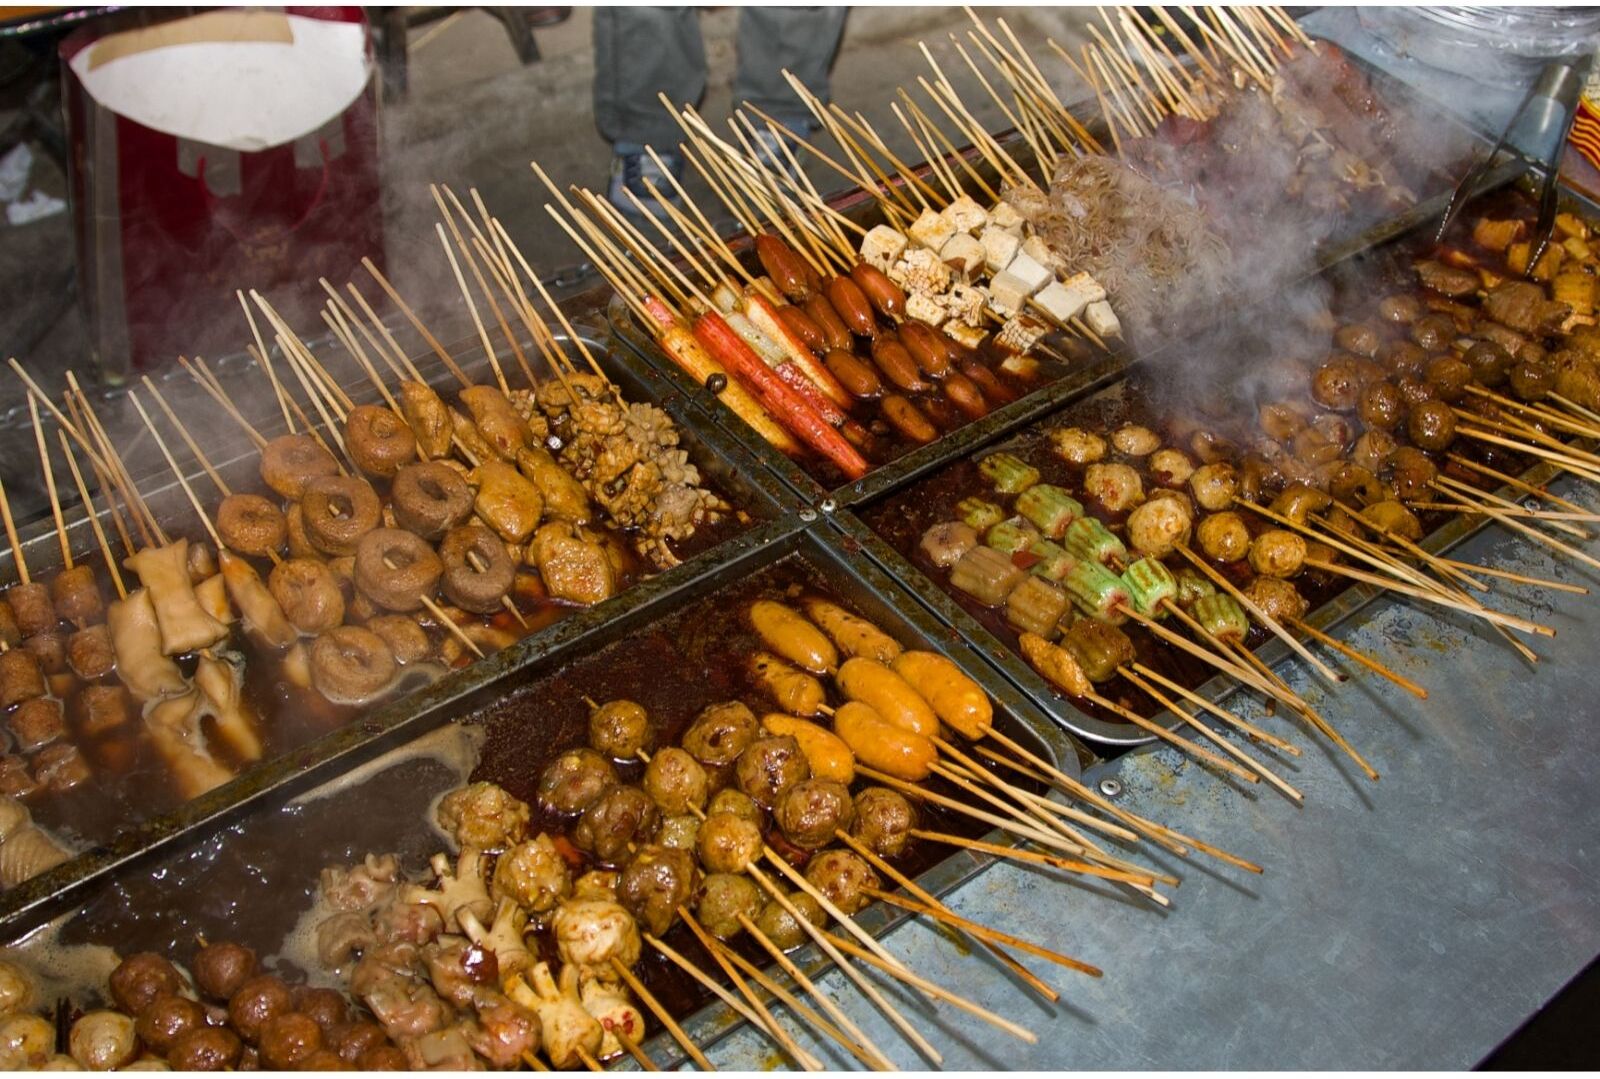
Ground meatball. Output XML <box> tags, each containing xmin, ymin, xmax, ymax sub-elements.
<box><xmin>706</xmin><ymin>788</ymin><xmax>763</xmax><ymax>824</ymax></box>
<box><xmin>1387</xmin><ymin>446</ymin><xmax>1439</xmax><ymax>502</ymax></box>
<box><xmin>1361</xmin><ymin>500</ymin><xmax>1424</xmax><ymax>542</ymax></box>
<box><xmin>618</xmin><ymin>844</ymin><xmax>699</xmax><ymax>937</ymax></box>
<box><xmin>681</xmin><ymin>701</ymin><xmax>758</xmax><ymax>767</ymax></box>
<box><xmin>695</xmin><ymin>873</ymin><xmax>763</xmax><ymax>940</ymax></box>
<box><xmin>0</xmin><ymin>1013</ymin><xmax>53</xmax><ymax>1070</ymax></box>
<box><xmin>1378</xmin><ymin>293</ymin><xmax>1421</xmax><ymax>324</ymax></box>
<box><xmin>655</xmin><ymin>814</ymin><xmax>700</xmax><ymax>851</ymax></box>
<box><xmin>1082</xmin><ymin>462</ymin><xmax>1142</xmax><ymax>512</ymax></box>
<box><xmin>0</xmin><ymin>959</ymin><xmax>32</xmax><ymax>1017</ymax></box>
<box><xmin>803</xmin><ymin>850</ymin><xmax>880</xmax><ymax>915</ymax></box>
<box><xmin>110</xmin><ymin>953</ymin><xmax>183</xmax><ymax>1015</ymax></box>
<box><xmin>1197</xmin><ymin>512</ymin><xmax>1251</xmax><ymax>563</ymax></box>
<box><xmin>1424</xmin><ymin>355</ymin><xmax>1470</xmax><ymax>403</ymax></box>
<box><xmin>1125</xmin><ymin>497</ymin><xmax>1192</xmax><ymax>558</ymax></box>
<box><xmin>437</xmin><ymin>782</ymin><xmax>530</xmax><ymax>852</ymax></box>
<box><xmin>228</xmin><ymin>975</ymin><xmax>295</xmax><ymax>1044</ymax></box>
<box><xmin>697</xmin><ymin>811</ymin><xmax>763</xmax><ymax>874</ymax></box>
<box><xmin>1244</xmin><ymin>577</ymin><xmax>1308</xmax><ymax>623</ymax></box>
<box><xmin>1358</xmin><ymin>380</ymin><xmax>1405</xmax><ymax>431</ymax></box>
<box><xmin>192</xmin><ymin>941</ymin><xmax>257</xmax><ymax>1001</ymax></box>
<box><xmin>850</xmin><ymin>787</ymin><xmax>917</xmax><ymax>859</ymax></box>
<box><xmin>1328</xmin><ymin>464</ymin><xmax>1386</xmax><ymax>507</ymax></box>
<box><xmin>537</xmin><ymin>749</ymin><xmax>618</xmax><ymax>815</ymax></box>
<box><xmin>1268</xmin><ymin>484</ymin><xmax>1332</xmax><ymax>525</ymax></box>
<box><xmin>574</xmin><ymin>785</ymin><xmax>659</xmax><ymax>864</ymax></box>
<box><xmin>642</xmin><ymin>748</ymin><xmax>708</xmax><ymax>816</ymax></box>
<box><xmin>259</xmin><ymin>1012</ymin><xmax>323</xmax><ymax>1070</ymax></box>
<box><xmin>1464</xmin><ymin>341</ymin><xmax>1511</xmax><ymax>388</ymax></box>
<box><xmin>1110</xmin><ymin>424</ymin><xmax>1159</xmax><ymax>457</ymax></box>
<box><xmin>493</xmin><ymin>834</ymin><xmax>572</xmax><ymax>913</ymax></box>
<box><xmin>1249</xmin><ymin>530</ymin><xmax>1307</xmax><ymax>578</ymax></box>
<box><xmin>1350</xmin><ymin>429</ymin><xmax>1399</xmax><ymax>473</ymax></box>
<box><xmin>1382</xmin><ymin>339</ymin><xmax>1429</xmax><ymax>377</ymax></box>
<box><xmin>588</xmin><ymin>700</ymin><xmax>649</xmax><ymax>761</ymax></box>
<box><xmin>1396</xmin><ymin>374</ymin><xmax>1439</xmax><ymax>407</ymax></box>
<box><xmin>1048</xmin><ymin>426</ymin><xmax>1105</xmax><ymax>464</ymax></box>
<box><xmin>68</xmin><ymin>1011</ymin><xmax>138</xmax><ymax>1071</ymax></box>
<box><xmin>1410</xmin><ymin>313</ymin><xmax>1455</xmax><ymax>350</ymax></box>
<box><xmin>1147</xmin><ymin>448</ymin><xmax>1194</xmax><ymax>487</ymax></box>
<box><xmin>1188</xmin><ymin>463</ymin><xmax>1238</xmax><ymax>511</ymax></box>
<box><xmin>1509</xmin><ymin>356</ymin><xmax>1557</xmax><ymax>401</ymax></box>
<box><xmin>135</xmin><ymin>994</ymin><xmax>206</xmax><ymax>1055</ymax></box>
<box><xmin>755</xmin><ymin>892</ymin><xmax>827</xmax><ymax>952</ymax></box>
<box><xmin>776</xmin><ymin>778</ymin><xmax>854</xmax><ymax>850</ymax></box>
<box><xmin>1334</xmin><ymin>322</ymin><xmax>1381</xmax><ymax>357</ymax></box>
<box><xmin>1311</xmin><ymin>358</ymin><xmax>1363</xmax><ymax>411</ymax></box>
<box><xmin>167</xmin><ymin>1027</ymin><xmax>243</xmax><ymax>1072</ymax></box>
<box><xmin>294</xmin><ymin>987</ymin><xmax>350</xmax><ymax>1032</ymax></box>
<box><xmin>1407</xmin><ymin>400</ymin><xmax>1456</xmax><ymax>451</ymax></box>
<box><xmin>329</xmin><ymin>1021</ymin><xmax>388</xmax><ymax>1065</ymax></box>
<box><xmin>735</xmin><ymin>735</ymin><xmax>811</xmax><ymax>809</ymax></box>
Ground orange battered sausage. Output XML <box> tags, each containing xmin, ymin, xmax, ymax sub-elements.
<box><xmin>832</xmin><ymin>701</ymin><xmax>935</xmax><ymax>781</ymax></box>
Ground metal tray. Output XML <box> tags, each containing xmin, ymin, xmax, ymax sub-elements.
<box><xmin>0</xmin><ymin>319</ymin><xmax>802</xmax><ymax>935</ymax></box>
<box><xmin>838</xmin><ymin>166</ymin><xmax>1586</xmax><ymax>749</ymax></box>
<box><xmin>16</xmin><ymin>521</ymin><xmax>1085</xmax><ymax>1068</ymax></box>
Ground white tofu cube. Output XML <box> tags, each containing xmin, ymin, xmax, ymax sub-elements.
<box><xmin>1062</xmin><ymin>271</ymin><xmax>1107</xmax><ymax>305</ymax></box>
<box><xmin>940</xmin><ymin>233</ymin><xmax>985</xmax><ymax>279</ymax></box>
<box><xmin>1005</xmin><ymin>252</ymin><xmax>1053</xmax><ymax>296</ymax></box>
<box><xmin>859</xmin><ymin>225</ymin><xmax>908</xmax><ymax>271</ymax></box>
<box><xmin>989</xmin><ymin>200</ymin><xmax>1024</xmax><ymax>230</ymax></box>
<box><xmin>980</xmin><ymin>226</ymin><xmax>1021</xmax><ymax>274</ymax></box>
<box><xmin>945</xmin><ymin>194</ymin><xmax>989</xmax><ymax>234</ymax></box>
<box><xmin>1032</xmin><ymin>280</ymin><xmax>1088</xmax><ymax>323</ymax></box>
<box><xmin>907</xmin><ymin>208</ymin><xmax>956</xmax><ymax>252</ymax></box>
<box><xmin>897</xmin><ymin>247</ymin><xmax>953</xmax><ymax>295</ymax></box>
<box><xmin>946</xmin><ymin>283</ymin><xmax>987</xmax><ymax>327</ymax></box>
<box><xmin>1020</xmin><ymin>235</ymin><xmax>1053</xmax><ymax>267</ymax></box>
<box><xmin>988</xmin><ymin>269</ymin><xmax>1030</xmax><ymax>315</ymax></box>
<box><xmin>905</xmin><ymin>291</ymin><xmax>948</xmax><ymax>326</ymax></box>
<box><xmin>943</xmin><ymin>321</ymin><xmax>989</xmax><ymax>349</ymax></box>
<box><xmin>1085</xmin><ymin>300</ymin><xmax>1122</xmax><ymax>337</ymax></box>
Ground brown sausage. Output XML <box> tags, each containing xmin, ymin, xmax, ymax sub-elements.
<box><xmin>870</xmin><ymin>337</ymin><xmax>928</xmax><ymax>392</ymax></box>
<box><xmin>850</xmin><ymin>262</ymin><xmax>907</xmax><ymax>320</ymax></box>
<box><xmin>957</xmin><ymin>358</ymin><xmax>1016</xmax><ymax>405</ymax></box>
<box><xmin>941</xmin><ymin>371</ymin><xmax>989</xmax><ymax>420</ymax></box>
<box><xmin>896</xmin><ymin>322</ymin><xmax>951</xmax><ymax>378</ymax></box>
<box><xmin>777</xmin><ymin>307</ymin><xmax>826</xmax><ymax>354</ymax></box>
<box><xmin>824</xmin><ymin>349</ymin><xmax>883</xmax><ymax>399</ymax></box>
<box><xmin>804</xmin><ymin>295</ymin><xmax>853</xmax><ymax>351</ymax></box>
<box><xmin>755</xmin><ymin>235</ymin><xmax>809</xmax><ymax>302</ymax></box>
<box><xmin>825</xmin><ymin>276</ymin><xmax>878</xmax><ymax>338</ymax></box>
<box><xmin>881</xmin><ymin>395</ymin><xmax>937</xmax><ymax>444</ymax></box>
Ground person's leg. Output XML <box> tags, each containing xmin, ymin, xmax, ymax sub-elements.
<box><xmin>593</xmin><ymin>6</ymin><xmax>706</xmax><ymax>152</ymax></box>
<box><xmin>593</xmin><ymin>7</ymin><xmax>704</xmax><ymax>213</ymax></box>
<box><xmin>732</xmin><ymin>6</ymin><xmax>849</xmax><ymax>132</ymax></box>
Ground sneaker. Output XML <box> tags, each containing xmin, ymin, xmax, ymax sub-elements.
<box><xmin>607</xmin><ymin>148</ymin><xmax>686</xmax><ymax>219</ymax></box>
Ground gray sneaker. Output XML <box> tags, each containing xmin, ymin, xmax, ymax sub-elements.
<box><xmin>607</xmin><ymin>148</ymin><xmax>685</xmax><ymax>219</ymax></box>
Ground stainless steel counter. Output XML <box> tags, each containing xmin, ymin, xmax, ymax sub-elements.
<box><xmin>691</xmin><ymin>478</ymin><xmax>1600</xmax><ymax>1069</ymax></box>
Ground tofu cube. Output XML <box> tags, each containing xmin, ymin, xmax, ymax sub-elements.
<box><xmin>988</xmin><ymin>269</ymin><xmax>1031</xmax><ymax>315</ymax></box>
<box><xmin>1031</xmin><ymin>280</ymin><xmax>1088</xmax><ymax>323</ymax></box>
<box><xmin>896</xmin><ymin>247</ymin><xmax>953</xmax><ymax>295</ymax></box>
<box><xmin>940</xmin><ymin>233</ymin><xmax>985</xmax><ymax>279</ymax></box>
<box><xmin>946</xmin><ymin>283</ymin><xmax>987</xmax><ymax>327</ymax></box>
<box><xmin>945</xmin><ymin>194</ymin><xmax>989</xmax><ymax>234</ymax></box>
<box><xmin>1061</xmin><ymin>271</ymin><xmax>1107</xmax><ymax>305</ymax></box>
<box><xmin>943</xmin><ymin>321</ymin><xmax>989</xmax><ymax>349</ymax></box>
<box><xmin>980</xmin><ymin>226</ymin><xmax>1021</xmax><ymax>274</ymax></box>
<box><xmin>989</xmin><ymin>200</ymin><xmax>1025</xmax><ymax>230</ymax></box>
<box><xmin>1004</xmin><ymin>251</ymin><xmax>1053</xmax><ymax>296</ymax></box>
<box><xmin>1084</xmin><ymin>300</ymin><xmax>1122</xmax><ymax>337</ymax></box>
<box><xmin>1020</xmin><ymin>234</ymin><xmax>1053</xmax><ymax>266</ymax></box>
<box><xmin>905</xmin><ymin>291</ymin><xmax>948</xmax><ymax>326</ymax></box>
<box><xmin>908</xmin><ymin>207</ymin><xmax>957</xmax><ymax>252</ymax></box>
<box><xmin>860</xmin><ymin>225</ymin><xmax>908</xmax><ymax>271</ymax></box>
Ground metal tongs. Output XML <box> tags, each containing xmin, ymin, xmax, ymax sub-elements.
<box><xmin>1435</xmin><ymin>54</ymin><xmax>1593</xmax><ymax>271</ymax></box>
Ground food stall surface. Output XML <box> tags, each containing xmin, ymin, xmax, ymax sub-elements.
<box><xmin>692</xmin><ymin>499</ymin><xmax>1600</xmax><ymax>1070</ymax></box>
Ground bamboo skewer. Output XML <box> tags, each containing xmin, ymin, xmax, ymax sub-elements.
<box><xmin>1128</xmin><ymin>660</ymin><xmax>1301</xmax><ymax>754</ymax></box>
<box><xmin>933</xmin><ymin>736</ymin><xmax>1141</xmax><ymax>841</ymax></box>
<box><xmin>905</xmin><ymin>827</ymin><xmax>1154</xmax><ymax>887</ymax></box>
<box><xmin>0</xmin><ymin>473</ymin><xmax>26</xmax><ymax>587</ymax></box>
<box><xmin>861</xmin><ymin>886</ymin><xmax>1101</xmax><ymax>977</ymax></box>
<box><xmin>609</xmin><ymin>957</ymin><xmax>715</xmax><ymax>1071</ymax></box>
<box><xmin>1287</xmin><ymin>617</ymin><xmax>1429</xmax><ymax>698</ymax></box>
<box><xmin>26</xmin><ymin>395</ymin><xmax>71</xmax><ymax>570</ymax></box>
<box><xmin>59</xmin><ymin>430</ymin><xmax>126</xmax><ymax>600</ymax></box>
<box><xmin>64</xmin><ymin>392</ymin><xmax>134</xmax><ymax>558</ymax></box>
<box><xmin>1431</xmin><ymin>478</ymin><xmax>1600</xmax><ymax>575</ymax></box>
<box><xmin>361</xmin><ymin>256</ymin><xmax>472</xmax><ymax>387</ymax></box>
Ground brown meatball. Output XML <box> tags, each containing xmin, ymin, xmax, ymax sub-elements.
<box><xmin>358</xmin><ymin>1044</ymin><xmax>409</xmax><ymax>1070</ymax></box>
<box><xmin>681</xmin><ymin>701</ymin><xmax>758</xmax><ymax>767</ymax></box>
<box><xmin>135</xmin><ymin>994</ymin><xmax>206</xmax><ymax>1054</ymax></box>
<box><xmin>735</xmin><ymin>735</ymin><xmax>811</xmax><ymax>809</ymax></box>
<box><xmin>706</xmin><ymin>788</ymin><xmax>763</xmax><ymax>825</ymax></box>
<box><xmin>803</xmin><ymin>850</ymin><xmax>880</xmax><ymax>915</ymax></box>
<box><xmin>437</xmin><ymin>781</ymin><xmax>530</xmax><ymax>851</ymax></box>
<box><xmin>50</xmin><ymin>565</ymin><xmax>103</xmax><ymax>628</ymax></box>
<box><xmin>293</xmin><ymin>987</ymin><xmax>350</xmax><ymax>1032</ymax></box>
<box><xmin>1328</xmin><ymin>464</ymin><xmax>1386</xmax><ymax>507</ymax></box>
<box><xmin>1395</xmin><ymin>375</ymin><xmax>1438</xmax><ymax>408</ymax></box>
<box><xmin>1334</xmin><ymin>322</ymin><xmax>1381</xmax><ymax>357</ymax></box>
<box><xmin>1464</xmin><ymin>341</ymin><xmax>1512</xmax><ymax>388</ymax></box>
<box><xmin>329</xmin><ymin>1021</ymin><xmax>387</xmax><ymax>1065</ymax></box>
<box><xmin>697</xmin><ymin>812</ymin><xmax>763</xmax><ymax>874</ymax></box>
<box><xmin>1358</xmin><ymin>380</ymin><xmax>1405</xmax><ymax>431</ymax></box>
<box><xmin>537</xmin><ymin>748</ymin><xmax>618</xmax><ymax>815</ymax></box>
<box><xmin>1407</xmin><ymin>400</ymin><xmax>1457</xmax><ymax>451</ymax></box>
<box><xmin>642</xmin><ymin>748</ymin><xmax>708</xmax><ymax>816</ymax></box>
<box><xmin>1311</xmin><ymin>358</ymin><xmax>1363</xmax><ymax>411</ymax></box>
<box><xmin>589</xmin><ymin>700</ymin><xmax>649</xmax><ymax>760</ymax></box>
<box><xmin>849</xmin><ymin>787</ymin><xmax>917</xmax><ymax>859</ymax></box>
<box><xmin>1378</xmin><ymin>294</ymin><xmax>1421</xmax><ymax>324</ymax></box>
<box><xmin>167</xmin><ymin>1026</ymin><xmax>243</xmax><ymax>1071</ymax></box>
<box><xmin>1382</xmin><ymin>339</ymin><xmax>1429</xmax><ymax>377</ymax></box>
<box><xmin>1410</xmin><ymin>313</ymin><xmax>1455</xmax><ymax>350</ymax></box>
<box><xmin>1244</xmin><ymin>576</ymin><xmax>1309</xmax><ymax>623</ymax></box>
<box><xmin>695</xmin><ymin>872</ymin><xmax>763</xmax><ymax>940</ymax></box>
<box><xmin>193</xmin><ymin>941</ymin><xmax>258</xmax><ymax>1001</ymax></box>
<box><xmin>6</xmin><ymin>582</ymin><xmax>54</xmax><ymax>638</ymax></box>
<box><xmin>298</xmin><ymin>1049</ymin><xmax>355</xmax><ymax>1071</ymax></box>
<box><xmin>259</xmin><ymin>1012</ymin><xmax>323</xmax><ymax>1070</ymax></box>
<box><xmin>574</xmin><ymin>785</ymin><xmax>659</xmax><ymax>864</ymax></box>
<box><xmin>110</xmin><ymin>952</ymin><xmax>184</xmax><ymax>1015</ymax></box>
<box><xmin>618</xmin><ymin>844</ymin><xmax>699</xmax><ymax>937</ymax></box>
<box><xmin>1387</xmin><ymin>447</ymin><xmax>1438</xmax><ymax>502</ymax></box>
<box><xmin>1249</xmin><ymin>530</ymin><xmax>1307</xmax><ymax>578</ymax></box>
<box><xmin>1424</xmin><ymin>355</ymin><xmax>1471</xmax><ymax>403</ymax></box>
<box><xmin>1197</xmin><ymin>512</ymin><xmax>1251</xmax><ymax>563</ymax></box>
<box><xmin>776</xmin><ymin>778</ymin><xmax>855</xmax><ymax>850</ymax></box>
<box><xmin>754</xmin><ymin>892</ymin><xmax>827</xmax><ymax>951</ymax></box>
<box><xmin>1351</xmin><ymin>430</ymin><xmax>1399</xmax><ymax>473</ymax></box>
<box><xmin>1509</xmin><ymin>356</ymin><xmax>1558</xmax><ymax>402</ymax></box>
<box><xmin>1188</xmin><ymin>463</ymin><xmax>1238</xmax><ymax>511</ymax></box>
<box><xmin>228</xmin><ymin>975</ymin><xmax>295</xmax><ymax>1044</ymax></box>
<box><xmin>1361</xmin><ymin>500</ymin><xmax>1424</xmax><ymax>542</ymax></box>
